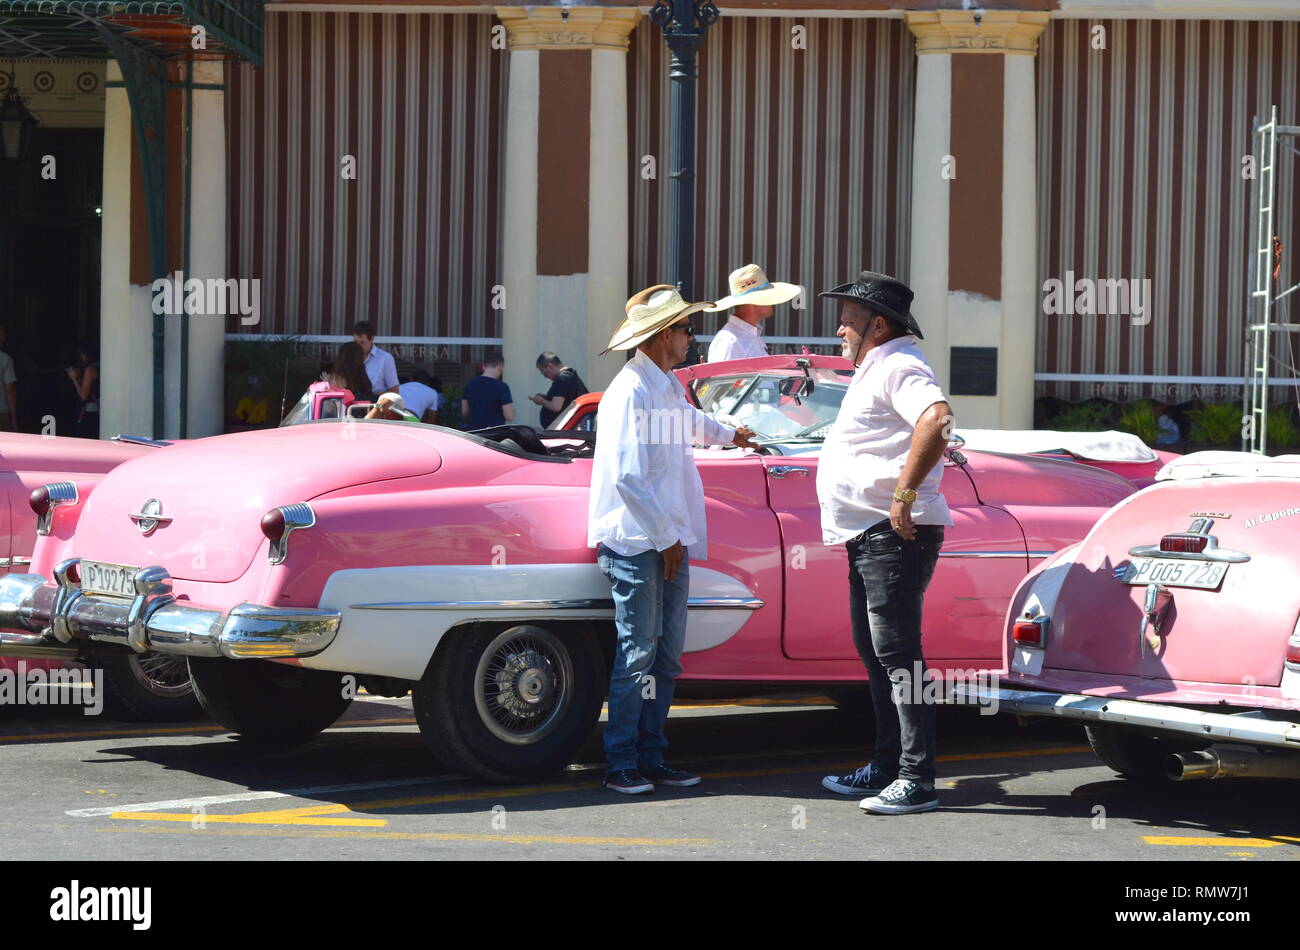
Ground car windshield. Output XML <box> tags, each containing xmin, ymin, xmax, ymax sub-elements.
<box><xmin>692</xmin><ymin>369</ymin><xmax>851</xmax><ymax>443</ymax></box>
<box><xmin>280</xmin><ymin>391</ymin><xmax>313</xmax><ymax>426</ymax></box>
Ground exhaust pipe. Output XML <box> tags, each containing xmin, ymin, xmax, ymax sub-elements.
<box><xmin>1167</xmin><ymin>745</ymin><xmax>1300</xmax><ymax>781</ymax></box>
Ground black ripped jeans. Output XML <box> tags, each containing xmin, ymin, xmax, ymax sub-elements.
<box><xmin>845</xmin><ymin>518</ymin><xmax>944</xmax><ymax>784</ymax></box>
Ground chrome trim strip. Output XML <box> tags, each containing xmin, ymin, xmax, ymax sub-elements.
<box><xmin>938</xmin><ymin>551</ymin><xmax>1034</xmax><ymax>559</ymax></box>
<box><xmin>111</xmin><ymin>434</ymin><xmax>172</xmax><ymax>447</ymax></box>
<box><xmin>1127</xmin><ymin>545</ymin><xmax>1250</xmax><ymax>563</ymax></box>
<box><xmin>348</xmin><ymin>596</ymin><xmax>766</xmax><ymax>611</ymax></box>
<box><xmin>952</xmin><ymin>684</ymin><xmax>1300</xmax><ymax>749</ymax></box>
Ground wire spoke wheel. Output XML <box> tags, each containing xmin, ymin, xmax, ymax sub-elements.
<box><xmin>473</xmin><ymin>627</ymin><xmax>573</xmax><ymax>746</ymax></box>
<box><xmin>127</xmin><ymin>652</ymin><xmax>195</xmax><ymax>698</ymax></box>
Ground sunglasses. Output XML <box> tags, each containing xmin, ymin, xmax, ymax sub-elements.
<box><xmin>669</xmin><ymin>321</ymin><xmax>695</xmax><ymax>338</ymax></box>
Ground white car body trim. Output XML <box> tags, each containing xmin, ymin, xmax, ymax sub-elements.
<box><xmin>304</xmin><ymin>563</ymin><xmax>763</xmax><ymax>679</ymax></box>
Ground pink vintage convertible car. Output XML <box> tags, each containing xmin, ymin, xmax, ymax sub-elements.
<box><xmin>971</xmin><ymin>451</ymin><xmax>1300</xmax><ymax>782</ymax></box>
<box><xmin>0</xmin><ymin>356</ymin><xmax>1139</xmax><ymax>781</ymax></box>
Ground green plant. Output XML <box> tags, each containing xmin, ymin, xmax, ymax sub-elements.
<box><xmin>1185</xmin><ymin>402</ymin><xmax>1243</xmax><ymax>446</ymax></box>
<box><xmin>1265</xmin><ymin>408</ymin><xmax>1300</xmax><ymax>450</ymax></box>
<box><xmin>1051</xmin><ymin>400</ymin><xmax>1114</xmax><ymax>432</ymax></box>
<box><xmin>1115</xmin><ymin>400</ymin><xmax>1160</xmax><ymax>446</ymax></box>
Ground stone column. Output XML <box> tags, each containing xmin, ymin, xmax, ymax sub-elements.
<box><xmin>496</xmin><ymin>6</ymin><xmax>640</xmax><ymax>423</ymax></box>
<box><xmin>98</xmin><ymin>60</ymin><xmax>154</xmax><ymax>440</ymax></box>
<box><xmin>905</xmin><ymin>11</ymin><xmax>1049</xmax><ymax>429</ymax></box>
<box><xmin>186</xmin><ymin>59</ymin><xmax>227</xmax><ymax>438</ymax></box>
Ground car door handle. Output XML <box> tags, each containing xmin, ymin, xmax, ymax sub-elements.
<box><xmin>769</xmin><ymin>466</ymin><xmax>809</xmax><ymax>478</ymax></box>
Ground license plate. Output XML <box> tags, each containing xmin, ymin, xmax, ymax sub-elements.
<box><xmin>1122</xmin><ymin>557</ymin><xmax>1228</xmax><ymax>590</ymax></box>
<box><xmin>79</xmin><ymin>560</ymin><xmax>140</xmax><ymax>598</ymax></box>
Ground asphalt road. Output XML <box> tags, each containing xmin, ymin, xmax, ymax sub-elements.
<box><xmin>1</xmin><ymin>693</ymin><xmax>1296</xmax><ymax>861</ymax></box>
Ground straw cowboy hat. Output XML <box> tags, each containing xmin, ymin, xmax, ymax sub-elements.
<box><xmin>704</xmin><ymin>264</ymin><xmax>801</xmax><ymax>312</ymax></box>
<box><xmin>602</xmin><ymin>284</ymin><xmax>714</xmax><ymax>354</ymax></box>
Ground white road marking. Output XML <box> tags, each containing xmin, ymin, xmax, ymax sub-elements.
<box><xmin>66</xmin><ymin>775</ymin><xmax>458</xmax><ymax>818</ymax></box>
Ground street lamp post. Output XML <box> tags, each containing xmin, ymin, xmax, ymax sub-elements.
<box><xmin>650</xmin><ymin>0</ymin><xmax>719</xmax><ymax>306</ymax></box>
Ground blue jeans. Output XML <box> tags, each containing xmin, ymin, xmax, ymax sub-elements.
<box><xmin>597</xmin><ymin>544</ymin><xmax>690</xmax><ymax>774</ymax></box>
<box><xmin>846</xmin><ymin>519</ymin><xmax>944</xmax><ymax>784</ymax></box>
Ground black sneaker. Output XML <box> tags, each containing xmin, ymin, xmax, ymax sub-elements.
<box><xmin>821</xmin><ymin>763</ymin><xmax>895</xmax><ymax>796</ymax></box>
<box><xmin>604</xmin><ymin>769</ymin><xmax>654</xmax><ymax>795</ymax></box>
<box><xmin>859</xmin><ymin>778</ymin><xmax>939</xmax><ymax>814</ymax></box>
<box><xmin>641</xmin><ymin>764</ymin><xmax>701</xmax><ymax>787</ymax></box>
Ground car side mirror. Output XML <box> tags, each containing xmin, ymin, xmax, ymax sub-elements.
<box><xmin>779</xmin><ymin>376</ymin><xmax>814</xmax><ymax>399</ymax></box>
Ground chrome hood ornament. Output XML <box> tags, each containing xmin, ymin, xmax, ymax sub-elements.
<box><xmin>129</xmin><ymin>498</ymin><xmax>172</xmax><ymax>535</ymax></box>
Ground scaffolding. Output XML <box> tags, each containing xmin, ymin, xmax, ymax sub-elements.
<box><xmin>1244</xmin><ymin>105</ymin><xmax>1300</xmax><ymax>454</ymax></box>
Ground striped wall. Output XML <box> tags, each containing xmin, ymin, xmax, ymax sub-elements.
<box><xmin>627</xmin><ymin>15</ymin><xmax>914</xmax><ymax>350</ymax></box>
<box><xmin>226</xmin><ymin>12</ymin><xmax>506</xmax><ymax>340</ymax></box>
<box><xmin>1036</xmin><ymin>18</ymin><xmax>1300</xmax><ymax>403</ymax></box>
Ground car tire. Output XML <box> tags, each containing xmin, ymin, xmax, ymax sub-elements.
<box><xmin>1085</xmin><ymin>724</ymin><xmax>1207</xmax><ymax>781</ymax></box>
<box><xmin>414</xmin><ymin>623</ymin><xmax>605</xmax><ymax>784</ymax></box>
<box><xmin>98</xmin><ymin>652</ymin><xmax>204</xmax><ymax>722</ymax></box>
<box><xmin>187</xmin><ymin>657</ymin><xmax>352</xmax><ymax>744</ymax></box>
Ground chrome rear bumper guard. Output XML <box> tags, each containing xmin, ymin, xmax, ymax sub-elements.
<box><xmin>952</xmin><ymin>683</ymin><xmax>1300</xmax><ymax>750</ymax></box>
<box><xmin>0</xmin><ymin>560</ymin><xmax>339</xmax><ymax>660</ymax></box>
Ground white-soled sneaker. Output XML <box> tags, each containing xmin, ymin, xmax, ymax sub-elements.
<box><xmin>822</xmin><ymin>763</ymin><xmax>895</xmax><ymax>796</ymax></box>
<box><xmin>859</xmin><ymin>778</ymin><xmax>939</xmax><ymax>815</ymax></box>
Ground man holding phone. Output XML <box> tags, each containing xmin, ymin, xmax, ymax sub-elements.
<box><xmin>589</xmin><ymin>284</ymin><xmax>757</xmax><ymax>795</ymax></box>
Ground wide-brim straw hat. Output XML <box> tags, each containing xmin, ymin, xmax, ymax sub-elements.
<box><xmin>704</xmin><ymin>264</ymin><xmax>801</xmax><ymax>311</ymax></box>
<box><xmin>602</xmin><ymin>284</ymin><xmax>714</xmax><ymax>354</ymax></box>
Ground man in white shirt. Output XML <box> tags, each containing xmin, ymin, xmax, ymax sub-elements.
<box><xmin>704</xmin><ymin>263</ymin><xmax>800</xmax><ymax>362</ymax></box>
<box><xmin>398</xmin><ymin>369</ymin><xmax>440</xmax><ymax>423</ymax></box>
<box><xmin>813</xmin><ymin>270</ymin><xmax>954</xmax><ymax>816</ymax></box>
<box><xmin>352</xmin><ymin>321</ymin><xmax>399</xmax><ymax>395</ymax></box>
<box><xmin>589</xmin><ymin>283</ymin><xmax>756</xmax><ymax>795</ymax></box>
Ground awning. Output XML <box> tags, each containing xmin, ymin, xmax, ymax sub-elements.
<box><xmin>0</xmin><ymin>0</ymin><xmax>263</xmax><ymax>63</ymax></box>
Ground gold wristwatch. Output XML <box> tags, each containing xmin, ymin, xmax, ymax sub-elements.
<box><xmin>893</xmin><ymin>486</ymin><xmax>918</xmax><ymax>504</ymax></box>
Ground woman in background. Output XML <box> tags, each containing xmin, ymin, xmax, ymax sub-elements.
<box><xmin>327</xmin><ymin>341</ymin><xmax>377</xmax><ymax>404</ymax></box>
<box><xmin>66</xmin><ymin>342</ymin><xmax>100</xmax><ymax>439</ymax></box>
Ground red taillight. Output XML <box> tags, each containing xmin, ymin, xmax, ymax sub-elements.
<box><xmin>1160</xmin><ymin>534</ymin><xmax>1208</xmax><ymax>554</ymax></box>
<box><xmin>29</xmin><ymin>486</ymin><xmax>50</xmax><ymax>516</ymax></box>
<box><xmin>1287</xmin><ymin>638</ymin><xmax>1300</xmax><ymax>668</ymax></box>
<box><xmin>260</xmin><ymin>508</ymin><xmax>287</xmax><ymax>542</ymax></box>
<box><xmin>65</xmin><ymin>562</ymin><xmax>80</xmax><ymax>584</ymax></box>
<box><xmin>1013</xmin><ymin>614</ymin><xmax>1048</xmax><ymax>646</ymax></box>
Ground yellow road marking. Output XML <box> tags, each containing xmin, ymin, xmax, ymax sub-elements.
<box><xmin>97</xmin><ymin>826</ymin><xmax>713</xmax><ymax>846</ymax></box>
<box><xmin>113</xmin><ymin>811</ymin><xmax>387</xmax><ymax>827</ymax></box>
<box><xmin>104</xmin><ymin>744</ymin><xmax>1094</xmax><ymax>828</ymax></box>
<box><xmin>1142</xmin><ymin>835</ymin><xmax>1296</xmax><ymax>848</ymax></box>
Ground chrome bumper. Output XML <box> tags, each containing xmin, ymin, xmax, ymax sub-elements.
<box><xmin>953</xmin><ymin>683</ymin><xmax>1300</xmax><ymax>750</ymax></box>
<box><xmin>0</xmin><ymin>561</ymin><xmax>340</xmax><ymax>660</ymax></box>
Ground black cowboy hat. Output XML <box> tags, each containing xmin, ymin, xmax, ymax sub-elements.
<box><xmin>819</xmin><ymin>270</ymin><xmax>924</xmax><ymax>340</ymax></box>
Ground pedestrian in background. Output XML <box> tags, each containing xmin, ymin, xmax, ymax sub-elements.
<box><xmin>589</xmin><ymin>283</ymin><xmax>757</xmax><ymax>795</ymax></box>
<box><xmin>704</xmin><ymin>264</ymin><xmax>800</xmax><ymax>362</ymax></box>
<box><xmin>66</xmin><ymin>342</ymin><xmax>99</xmax><ymax>439</ymax></box>
<box><xmin>530</xmin><ymin>352</ymin><xmax>587</xmax><ymax>428</ymax></box>
<box><xmin>352</xmin><ymin>320</ymin><xmax>399</xmax><ymax>395</ymax></box>
<box><xmin>815</xmin><ymin>271</ymin><xmax>953</xmax><ymax>816</ymax></box>
<box><xmin>0</xmin><ymin>326</ymin><xmax>17</xmax><ymax>432</ymax></box>
<box><xmin>328</xmin><ymin>341</ymin><xmax>377</xmax><ymax>404</ymax></box>
<box><xmin>461</xmin><ymin>351</ymin><xmax>514</xmax><ymax>429</ymax></box>
<box><xmin>399</xmin><ymin>369</ymin><xmax>441</xmax><ymax>423</ymax></box>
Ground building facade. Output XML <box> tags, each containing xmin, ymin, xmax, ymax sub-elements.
<box><xmin>3</xmin><ymin>0</ymin><xmax>1297</xmax><ymax>437</ymax></box>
